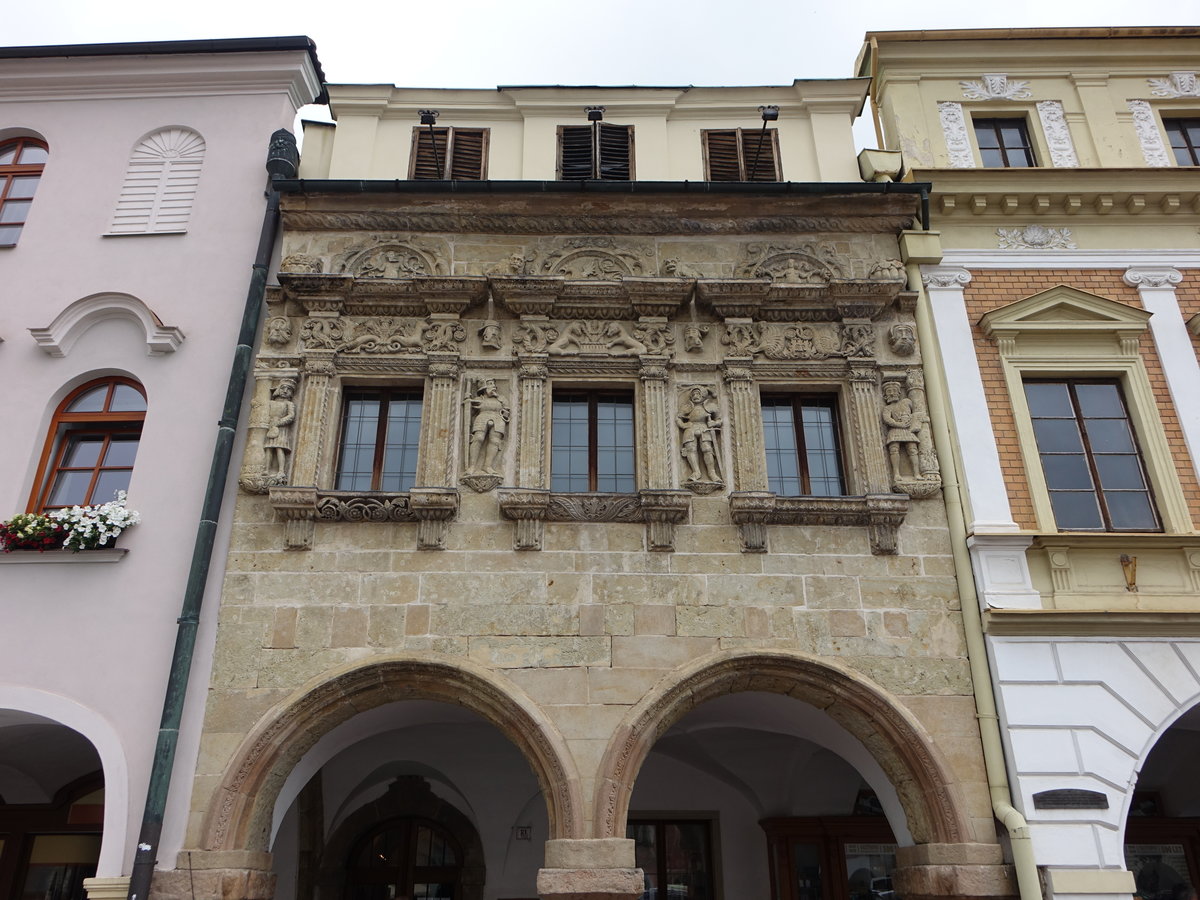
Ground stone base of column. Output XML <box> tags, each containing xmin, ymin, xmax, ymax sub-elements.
<box><xmin>537</xmin><ymin>838</ymin><xmax>645</xmax><ymax>900</ymax></box>
<box><xmin>893</xmin><ymin>843</ymin><xmax>1016</xmax><ymax>900</ymax></box>
<box><xmin>148</xmin><ymin>862</ymin><xmax>275</xmax><ymax>900</ymax></box>
<box><xmin>82</xmin><ymin>877</ymin><xmax>130</xmax><ymax>900</ymax></box>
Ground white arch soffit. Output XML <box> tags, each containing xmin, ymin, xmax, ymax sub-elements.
<box><xmin>0</xmin><ymin>686</ymin><xmax>131</xmax><ymax>877</ymax></box>
<box><xmin>1121</xmin><ymin>684</ymin><xmax>1200</xmax><ymax>827</ymax></box>
<box><xmin>29</xmin><ymin>293</ymin><xmax>185</xmax><ymax>358</ymax></box>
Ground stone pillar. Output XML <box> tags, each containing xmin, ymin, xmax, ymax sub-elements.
<box><xmin>638</xmin><ymin>357</ymin><xmax>672</xmax><ymax>488</ymax></box>
<box><xmin>537</xmin><ymin>839</ymin><xmax>644</xmax><ymax>900</ymax></box>
<box><xmin>847</xmin><ymin>362</ymin><xmax>892</xmax><ymax>494</ymax></box>
<box><xmin>498</xmin><ymin>352</ymin><xmax>552</xmax><ymax>551</ymax></box>
<box><xmin>238</xmin><ymin>371</ymin><xmax>276</xmax><ymax>493</ymax></box>
<box><xmin>891</xmin><ymin>842</ymin><xmax>1016</xmax><ymax>900</ymax></box>
<box><xmin>291</xmin><ymin>352</ymin><xmax>336</xmax><ymax>488</ymax></box>
<box><xmin>722</xmin><ymin>359</ymin><xmax>766</xmax><ymax>492</ymax></box>
<box><xmin>415</xmin><ymin>355</ymin><xmax>461</xmax><ymax>487</ymax></box>
<box><xmin>147</xmin><ymin>852</ymin><xmax>276</xmax><ymax>900</ymax></box>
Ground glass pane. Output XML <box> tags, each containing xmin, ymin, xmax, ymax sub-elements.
<box><xmin>979</xmin><ymin>148</ymin><xmax>1005</xmax><ymax>167</ymax></box>
<box><xmin>1093</xmin><ymin>454</ymin><xmax>1147</xmax><ymax>491</ymax></box>
<box><xmin>412</xmin><ymin>885</ymin><xmax>454</xmax><ymax>899</ymax></box>
<box><xmin>48</xmin><ymin>470</ymin><xmax>94</xmax><ymax>507</ymax></box>
<box><xmin>792</xmin><ymin>841</ymin><xmax>823</xmax><ymax>900</ymax></box>
<box><xmin>974</xmin><ymin>124</ymin><xmax>1000</xmax><ymax>149</ymax></box>
<box><xmin>1</xmin><ymin>199</ymin><xmax>32</xmax><ymax>223</ymax></box>
<box><xmin>1040</xmin><ymin>454</ymin><xmax>1094</xmax><ymax>490</ymax></box>
<box><xmin>845</xmin><ymin>843</ymin><xmax>898</xmax><ymax>900</ymax></box>
<box><xmin>0</xmin><ymin>145</ymin><xmax>15</xmax><ymax>165</ymax></box>
<box><xmin>102</xmin><ymin>435</ymin><xmax>140</xmax><ymax>468</ymax></box>
<box><xmin>92</xmin><ymin>470</ymin><xmax>132</xmax><ymax>504</ymax></box>
<box><xmin>1024</xmin><ymin>382</ymin><xmax>1073</xmax><ymax>417</ymax></box>
<box><xmin>1105</xmin><ymin>492</ymin><xmax>1158</xmax><ymax>530</ymax></box>
<box><xmin>1074</xmin><ymin>383</ymin><xmax>1123</xmax><ymax>418</ymax></box>
<box><xmin>109</xmin><ymin>384</ymin><xmax>147</xmax><ymax>412</ymax></box>
<box><xmin>19</xmin><ymin>144</ymin><xmax>49</xmax><ymax>164</ymax></box>
<box><xmin>8</xmin><ymin>174</ymin><xmax>40</xmax><ymax>199</ymax></box>
<box><xmin>0</xmin><ymin>224</ymin><xmax>21</xmax><ymax>245</ymax></box>
<box><xmin>1083</xmin><ymin>418</ymin><xmax>1135</xmax><ymax>453</ymax></box>
<box><xmin>1048</xmin><ymin>490</ymin><xmax>1104</xmax><ymax>530</ymax></box>
<box><xmin>1032</xmin><ymin>419</ymin><xmax>1084</xmax><ymax>453</ymax></box>
<box><xmin>1126</xmin><ymin>843</ymin><xmax>1193</xmax><ymax>900</ymax></box>
<box><xmin>68</xmin><ymin>385</ymin><xmax>109</xmax><ymax>413</ymax></box>
<box><xmin>63</xmin><ymin>437</ymin><xmax>104</xmax><ymax>469</ymax></box>
<box><xmin>662</xmin><ymin>822</ymin><xmax>712</xmax><ymax>900</ymax></box>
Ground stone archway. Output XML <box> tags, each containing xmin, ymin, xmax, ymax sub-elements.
<box><xmin>200</xmin><ymin>656</ymin><xmax>584</xmax><ymax>857</ymax></box>
<box><xmin>593</xmin><ymin>649</ymin><xmax>972</xmax><ymax>846</ymax></box>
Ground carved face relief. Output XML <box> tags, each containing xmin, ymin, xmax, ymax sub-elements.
<box><xmin>265</xmin><ymin>316</ymin><xmax>293</xmax><ymax>346</ymax></box>
<box><xmin>683</xmin><ymin>323</ymin><xmax>708</xmax><ymax>353</ymax></box>
<box><xmin>478</xmin><ymin>320</ymin><xmax>503</xmax><ymax>350</ymax></box>
<box><xmin>888</xmin><ymin>323</ymin><xmax>916</xmax><ymax>357</ymax></box>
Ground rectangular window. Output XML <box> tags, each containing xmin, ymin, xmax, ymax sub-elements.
<box><xmin>627</xmin><ymin>819</ymin><xmax>715</xmax><ymax>900</ymax></box>
<box><xmin>762</xmin><ymin>395</ymin><xmax>845</xmax><ymax>497</ymax></box>
<box><xmin>1024</xmin><ymin>380</ymin><xmax>1159</xmax><ymax>531</ymax></box>
<box><xmin>550</xmin><ymin>392</ymin><xmax>635</xmax><ymax>492</ymax></box>
<box><xmin>558</xmin><ymin>124</ymin><xmax>633</xmax><ymax>180</ymax></box>
<box><xmin>973</xmin><ymin>117</ymin><xmax>1036</xmax><ymax>168</ymax></box>
<box><xmin>1164</xmin><ymin>117</ymin><xmax>1200</xmax><ymax>166</ymax></box>
<box><xmin>702</xmin><ymin>128</ymin><xmax>781</xmax><ymax>181</ymax></box>
<box><xmin>409</xmin><ymin>127</ymin><xmax>488</xmax><ymax>180</ymax></box>
<box><xmin>335</xmin><ymin>389</ymin><xmax>423</xmax><ymax>492</ymax></box>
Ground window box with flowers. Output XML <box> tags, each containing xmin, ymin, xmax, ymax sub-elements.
<box><xmin>0</xmin><ymin>493</ymin><xmax>140</xmax><ymax>563</ymax></box>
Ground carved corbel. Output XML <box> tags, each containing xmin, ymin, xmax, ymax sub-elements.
<box><xmin>638</xmin><ymin>489</ymin><xmax>691</xmax><ymax>552</ymax></box>
<box><xmin>865</xmin><ymin>494</ymin><xmax>909</xmax><ymax>555</ymax></box>
<box><xmin>497</xmin><ymin>488</ymin><xmax>552</xmax><ymax>551</ymax></box>
<box><xmin>407</xmin><ymin>487</ymin><xmax>460</xmax><ymax>550</ymax></box>
<box><xmin>488</xmin><ymin>276</ymin><xmax>565</xmax><ymax>317</ymax></box>
<box><xmin>268</xmin><ymin>486</ymin><xmax>319</xmax><ymax>550</ymax></box>
<box><xmin>729</xmin><ymin>491</ymin><xmax>776</xmax><ymax>553</ymax></box>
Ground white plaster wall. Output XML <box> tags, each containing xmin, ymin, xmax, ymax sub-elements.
<box><xmin>989</xmin><ymin>636</ymin><xmax>1200</xmax><ymax>871</ymax></box>
<box><xmin>0</xmin><ymin>48</ymin><xmax>318</xmax><ymax>877</ymax></box>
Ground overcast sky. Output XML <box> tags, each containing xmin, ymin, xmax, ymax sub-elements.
<box><xmin>8</xmin><ymin>0</ymin><xmax>1195</xmax><ymax>147</ymax></box>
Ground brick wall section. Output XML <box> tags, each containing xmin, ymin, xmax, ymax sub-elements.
<box><xmin>963</xmin><ymin>269</ymin><xmax>1200</xmax><ymax>531</ymax></box>
<box><xmin>1176</xmin><ymin>269</ymin><xmax>1200</xmax><ymax>358</ymax></box>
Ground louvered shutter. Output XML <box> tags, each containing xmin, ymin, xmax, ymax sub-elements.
<box><xmin>596</xmin><ymin>123</ymin><xmax>632</xmax><ymax>180</ymax></box>
<box><xmin>448</xmin><ymin>128</ymin><xmax>486</xmax><ymax>180</ymax></box>
<box><xmin>704</xmin><ymin>130</ymin><xmax>743</xmax><ymax>181</ymax></box>
<box><xmin>110</xmin><ymin>128</ymin><xmax>205</xmax><ymax>234</ymax></box>
<box><xmin>411</xmin><ymin>128</ymin><xmax>450</xmax><ymax>179</ymax></box>
<box><xmin>742</xmin><ymin>129</ymin><xmax>780</xmax><ymax>182</ymax></box>
<box><xmin>559</xmin><ymin>126</ymin><xmax>594</xmax><ymax>180</ymax></box>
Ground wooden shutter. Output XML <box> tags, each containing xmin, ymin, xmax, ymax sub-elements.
<box><xmin>410</xmin><ymin>128</ymin><xmax>450</xmax><ymax>179</ymax></box>
<box><xmin>447</xmin><ymin>128</ymin><xmax>487</xmax><ymax>180</ymax></box>
<box><xmin>597</xmin><ymin>123</ymin><xmax>632</xmax><ymax>180</ymax></box>
<box><xmin>559</xmin><ymin>125</ymin><xmax>594</xmax><ymax>180</ymax></box>
<box><xmin>703</xmin><ymin>130</ymin><xmax>742</xmax><ymax>181</ymax></box>
<box><xmin>742</xmin><ymin>129</ymin><xmax>780</xmax><ymax>181</ymax></box>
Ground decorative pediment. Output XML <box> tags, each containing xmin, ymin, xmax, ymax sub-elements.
<box><xmin>980</xmin><ymin>285</ymin><xmax>1150</xmax><ymax>357</ymax></box>
<box><xmin>30</xmin><ymin>292</ymin><xmax>185</xmax><ymax>357</ymax></box>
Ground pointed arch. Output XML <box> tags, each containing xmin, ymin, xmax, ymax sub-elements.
<box><xmin>109</xmin><ymin>126</ymin><xmax>205</xmax><ymax>234</ymax></box>
<box><xmin>29</xmin><ymin>292</ymin><xmax>185</xmax><ymax>357</ymax></box>
<box><xmin>594</xmin><ymin>650</ymin><xmax>973</xmax><ymax>845</ymax></box>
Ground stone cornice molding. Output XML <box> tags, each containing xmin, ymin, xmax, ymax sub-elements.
<box><xmin>939</xmin><ymin>249</ymin><xmax>1200</xmax><ymax>269</ymax></box>
<box><xmin>986</xmin><ymin>609</ymin><xmax>1200</xmax><ymax>637</ymax></box>
<box><xmin>29</xmin><ymin>292</ymin><xmax>185</xmax><ymax>357</ymax></box>
<box><xmin>1123</xmin><ymin>266</ymin><xmax>1184</xmax><ymax>290</ymax></box>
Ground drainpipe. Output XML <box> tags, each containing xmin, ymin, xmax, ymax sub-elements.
<box><xmin>905</xmin><ymin>251</ymin><xmax>1043</xmax><ymax>900</ymax></box>
<box><xmin>126</xmin><ymin>129</ymin><xmax>299</xmax><ymax>900</ymax></box>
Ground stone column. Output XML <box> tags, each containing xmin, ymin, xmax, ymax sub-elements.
<box><xmin>498</xmin><ymin>352</ymin><xmax>551</xmax><ymax>550</ymax></box>
<box><xmin>537</xmin><ymin>838</ymin><xmax>644</xmax><ymax>900</ymax></box>
<box><xmin>891</xmin><ymin>842</ymin><xmax>1017</xmax><ymax>900</ymax></box>
<box><xmin>847</xmin><ymin>362</ymin><xmax>892</xmax><ymax>494</ymax></box>
<box><xmin>722</xmin><ymin>359</ymin><xmax>766</xmax><ymax>492</ymax></box>
<box><xmin>411</xmin><ymin>355</ymin><xmax>462</xmax><ymax>550</ymax></box>
<box><xmin>638</xmin><ymin>357</ymin><xmax>672</xmax><ymax>488</ymax></box>
<box><xmin>271</xmin><ymin>352</ymin><xmax>335</xmax><ymax>549</ymax></box>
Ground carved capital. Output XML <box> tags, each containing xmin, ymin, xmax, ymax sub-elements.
<box><xmin>921</xmin><ymin>266</ymin><xmax>972</xmax><ymax>290</ymax></box>
<box><xmin>303</xmin><ymin>354</ymin><xmax>337</xmax><ymax>376</ymax></box>
<box><xmin>1123</xmin><ymin>266</ymin><xmax>1183</xmax><ymax>290</ymax></box>
<box><xmin>427</xmin><ymin>359</ymin><xmax>462</xmax><ymax>380</ymax></box>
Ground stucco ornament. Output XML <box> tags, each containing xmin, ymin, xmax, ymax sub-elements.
<box><xmin>1036</xmin><ymin>101</ymin><xmax>1080</xmax><ymax>168</ymax></box>
<box><xmin>937</xmin><ymin>102</ymin><xmax>976</xmax><ymax>169</ymax></box>
<box><xmin>538</xmin><ymin>238</ymin><xmax>648</xmax><ymax>277</ymax></box>
<box><xmin>1148</xmin><ymin>72</ymin><xmax>1200</xmax><ymax>98</ymax></box>
<box><xmin>960</xmin><ymin>73</ymin><xmax>1032</xmax><ymax>101</ymax></box>
<box><xmin>735</xmin><ymin>242</ymin><xmax>841</xmax><ymax>281</ymax></box>
<box><xmin>996</xmin><ymin>225</ymin><xmax>1077</xmax><ymax>250</ymax></box>
<box><xmin>677</xmin><ymin>386</ymin><xmax>724</xmax><ymax>493</ymax></box>
<box><xmin>1128</xmin><ymin>100</ymin><xmax>1173</xmax><ymax>167</ymax></box>
<box><xmin>888</xmin><ymin>323</ymin><xmax>916</xmax><ymax>357</ymax></box>
<box><xmin>264</xmin><ymin>379</ymin><xmax>297</xmax><ymax>480</ymax></box>
<box><xmin>547</xmin><ymin>320</ymin><xmax>646</xmax><ymax>355</ymax></box>
<box><xmin>264</xmin><ymin>316</ymin><xmax>292</xmax><ymax>346</ymax></box>
<box><xmin>462</xmin><ymin>378</ymin><xmax>510</xmax><ymax>493</ymax></box>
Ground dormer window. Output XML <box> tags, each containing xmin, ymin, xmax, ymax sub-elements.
<box><xmin>558</xmin><ymin>124</ymin><xmax>633</xmax><ymax>180</ymax></box>
<box><xmin>973</xmin><ymin>117</ymin><xmax>1035</xmax><ymax>168</ymax></box>
<box><xmin>703</xmin><ymin>129</ymin><xmax>781</xmax><ymax>181</ymax></box>
<box><xmin>409</xmin><ymin>127</ymin><xmax>488</xmax><ymax>180</ymax></box>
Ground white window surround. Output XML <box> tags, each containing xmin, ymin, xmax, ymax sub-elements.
<box><xmin>980</xmin><ymin>285</ymin><xmax>1192</xmax><ymax>535</ymax></box>
<box><xmin>28</xmin><ymin>292</ymin><xmax>185</xmax><ymax>357</ymax></box>
<box><xmin>108</xmin><ymin>126</ymin><xmax>205</xmax><ymax>235</ymax></box>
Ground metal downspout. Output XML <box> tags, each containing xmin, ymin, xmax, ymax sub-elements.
<box><xmin>908</xmin><ymin>259</ymin><xmax>1043</xmax><ymax>900</ymax></box>
<box><xmin>126</xmin><ymin>129</ymin><xmax>299</xmax><ymax>900</ymax></box>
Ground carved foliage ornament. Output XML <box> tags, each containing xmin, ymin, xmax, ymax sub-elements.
<box><xmin>538</xmin><ymin>238</ymin><xmax>649</xmax><ymax>278</ymax></box>
<box><xmin>938</xmin><ymin>102</ymin><xmax>975</xmax><ymax>169</ymax></box>
<box><xmin>1128</xmin><ymin>100</ymin><xmax>1173</xmax><ymax>168</ymax></box>
<box><xmin>335</xmin><ymin>239</ymin><xmax>448</xmax><ymax>278</ymax></box>
<box><xmin>719</xmin><ymin>322</ymin><xmax>872</xmax><ymax>360</ymax></box>
<box><xmin>300</xmin><ymin>316</ymin><xmax>465</xmax><ymax>354</ymax></box>
<box><xmin>996</xmin><ymin>225</ymin><xmax>1077</xmax><ymax>251</ymax></box>
<box><xmin>1036</xmin><ymin>100</ymin><xmax>1079</xmax><ymax>168</ymax></box>
<box><xmin>960</xmin><ymin>73</ymin><xmax>1032</xmax><ymax>101</ymax></box>
<box><xmin>735</xmin><ymin>243</ymin><xmax>842</xmax><ymax>282</ymax></box>
<box><xmin>1148</xmin><ymin>72</ymin><xmax>1200</xmax><ymax>98</ymax></box>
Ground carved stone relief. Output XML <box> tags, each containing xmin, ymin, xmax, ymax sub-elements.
<box><xmin>888</xmin><ymin>324</ymin><xmax>916</xmax><ymax>357</ymax></box>
<box><xmin>1035</xmin><ymin>101</ymin><xmax>1080</xmax><ymax>168</ymax></box>
<box><xmin>462</xmin><ymin>377</ymin><xmax>510</xmax><ymax>493</ymax></box>
<box><xmin>264</xmin><ymin>379</ymin><xmax>297</xmax><ymax>482</ymax></box>
<box><xmin>882</xmin><ymin>376</ymin><xmax>940</xmax><ymax>500</ymax></box>
<box><xmin>537</xmin><ymin>238</ymin><xmax>650</xmax><ymax>278</ymax></box>
<box><xmin>677</xmin><ymin>385</ymin><xmax>724</xmax><ymax>494</ymax></box>
<box><xmin>547</xmin><ymin>321</ymin><xmax>645</xmax><ymax>356</ymax></box>
<box><xmin>1128</xmin><ymin>100</ymin><xmax>1172</xmax><ymax>167</ymax></box>
<box><xmin>1148</xmin><ymin>72</ymin><xmax>1199</xmax><ymax>98</ymax></box>
<box><xmin>264</xmin><ymin>316</ymin><xmax>293</xmax><ymax>347</ymax></box>
<box><xmin>334</xmin><ymin>238</ymin><xmax>449</xmax><ymax>277</ymax></box>
<box><xmin>300</xmin><ymin>316</ymin><xmax>466</xmax><ymax>354</ymax></box>
<box><xmin>938</xmin><ymin>102</ymin><xmax>976</xmax><ymax>169</ymax></box>
<box><xmin>960</xmin><ymin>74</ymin><xmax>1031</xmax><ymax>101</ymax></box>
<box><xmin>682</xmin><ymin>323</ymin><xmax>709</xmax><ymax>353</ymax></box>
<box><xmin>996</xmin><ymin>225</ymin><xmax>1077</xmax><ymax>251</ymax></box>
<box><xmin>633</xmin><ymin>321</ymin><xmax>675</xmax><ymax>356</ymax></box>
<box><xmin>735</xmin><ymin>242</ymin><xmax>842</xmax><ymax>282</ymax></box>
<box><xmin>280</xmin><ymin>253</ymin><xmax>324</xmax><ymax>274</ymax></box>
<box><xmin>512</xmin><ymin>321</ymin><xmax>558</xmax><ymax>354</ymax></box>
<box><xmin>478</xmin><ymin>320</ymin><xmax>503</xmax><ymax>351</ymax></box>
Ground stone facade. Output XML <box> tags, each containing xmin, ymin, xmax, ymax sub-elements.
<box><xmin>167</xmin><ymin>185</ymin><xmax>1013</xmax><ymax>900</ymax></box>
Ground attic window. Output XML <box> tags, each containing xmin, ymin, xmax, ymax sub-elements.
<box><xmin>703</xmin><ymin>128</ymin><xmax>780</xmax><ymax>181</ymax></box>
<box><xmin>409</xmin><ymin>127</ymin><xmax>488</xmax><ymax>180</ymax></box>
<box><xmin>558</xmin><ymin>123</ymin><xmax>633</xmax><ymax>180</ymax></box>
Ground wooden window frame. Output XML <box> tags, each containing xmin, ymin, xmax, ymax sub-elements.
<box><xmin>972</xmin><ymin>116</ymin><xmax>1037</xmax><ymax>168</ymax></box>
<box><xmin>556</xmin><ymin>123</ymin><xmax>635</xmax><ymax>181</ymax></box>
<box><xmin>550</xmin><ymin>390</ymin><xmax>636</xmax><ymax>493</ymax></box>
<box><xmin>1023</xmin><ymin>378</ymin><xmax>1160</xmax><ymax>532</ymax></box>
<box><xmin>408</xmin><ymin>126</ymin><xmax>490</xmax><ymax>180</ymax></box>
<box><xmin>345</xmin><ymin>816</ymin><xmax>463</xmax><ymax>899</ymax></box>
<box><xmin>0</xmin><ymin>137</ymin><xmax>48</xmax><ymax>247</ymax></box>
<box><xmin>29</xmin><ymin>377</ymin><xmax>146</xmax><ymax>512</ymax></box>
<box><xmin>1163</xmin><ymin>116</ymin><xmax>1200</xmax><ymax>166</ymax></box>
<box><xmin>761</xmin><ymin>816</ymin><xmax>898</xmax><ymax>900</ymax></box>
<box><xmin>701</xmin><ymin>128</ymin><xmax>781</xmax><ymax>181</ymax></box>
<box><xmin>627</xmin><ymin>815</ymin><xmax>719</xmax><ymax>900</ymax></box>
<box><xmin>334</xmin><ymin>388</ymin><xmax>424</xmax><ymax>493</ymax></box>
<box><xmin>761</xmin><ymin>394</ymin><xmax>846</xmax><ymax>497</ymax></box>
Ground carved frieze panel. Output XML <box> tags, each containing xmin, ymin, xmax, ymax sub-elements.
<box><xmin>299</xmin><ymin>316</ymin><xmax>466</xmax><ymax>355</ymax></box>
<box><xmin>547</xmin><ymin>321</ymin><xmax>645</xmax><ymax>356</ymax></box>
<box><xmin>315</xmin><ymin>492</ymin><xmax>418</xmax><ymax>522</ymax></box>
<box><xmin>735</xmin><ymin>242</ymin><xmax>843</xmax><ymax>282</ymax></box>
<box><xmin>334</xmin><ymin>237</ymin><xmax>450</xmax><ymax>277</ymax></box>
<box><xmin>729</xmin><ymin>492</ymin><xmax>909</xmax><ymax>555</ymax></box>
<box><xmin>537</xmin><ymin>237</ymin><xmax>653</xmax><ymax>278</ymax></box>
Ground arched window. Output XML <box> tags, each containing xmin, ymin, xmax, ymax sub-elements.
<box><xmin>31</xmin><ymin>378</ymin><xmax>146</xmax><ymax>512</ymax></box>
<box><xmin>0</xmin><ymin>137</ymin><xmax>48</xmax><ymax>246</ymax></box>
<box><xmin>346</xmin><ymin>817</ymin><xmax>463</xmax><ymax>900</ymax></box>
<box><xmin>109</xmin><ymin>127</ymin><xmax>205</xmax><ymax>234</ymax></box>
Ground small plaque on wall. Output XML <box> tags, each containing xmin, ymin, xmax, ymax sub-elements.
<box><xmin>1033</xmin><ymin>789</ymin><xmax>1109</xmax><ymax>810</ymax></box>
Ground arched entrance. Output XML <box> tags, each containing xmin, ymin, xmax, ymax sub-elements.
<box><xmin>198</xmin><ymin>657</ymin><xmax>582</xmax><ymax>900</ymax></box>
<box><xmin>596</xmin><ymin>651</ymin><xmax>979</xmax><ymax>900</ymax></box>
